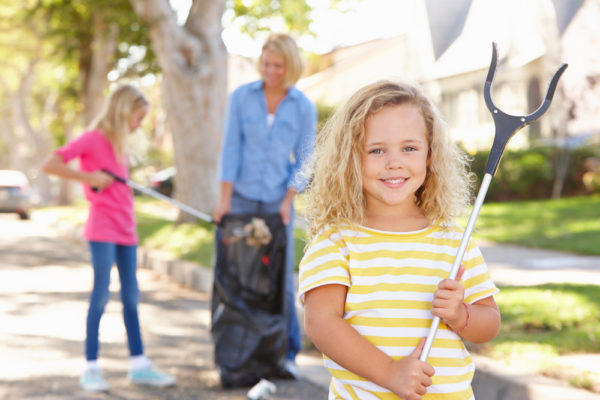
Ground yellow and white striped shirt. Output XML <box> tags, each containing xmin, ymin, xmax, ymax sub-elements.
<box><xmin>298</xmin><ymin>221</ymin><xmax>499</xmax><ymax>400</ymax></box>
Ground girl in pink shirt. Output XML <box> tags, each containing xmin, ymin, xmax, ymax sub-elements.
<box><xmin>43</xmin><ymin>85</ymin><xmax>175</xmax><ymax>392</ymax></box>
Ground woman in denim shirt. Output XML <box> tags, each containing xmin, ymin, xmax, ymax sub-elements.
<box><xmin>214</xmin><ymin>33</ymin><xmax>316</xmax><ymax>378</ymax></box>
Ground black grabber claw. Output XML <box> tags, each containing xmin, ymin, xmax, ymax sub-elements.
<box><xmin>483</xmin><ymin>42</ymin><xmax>568</xmax><ymax>176</ymax></box>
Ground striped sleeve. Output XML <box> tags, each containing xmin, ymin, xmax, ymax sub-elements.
<box><xmin>462</xmin><ymin>239</ymin><xmax>499</xmax><ymax>304</ymax></box>
<box><xmin>298</xmin><ymin>227</ymin><xmax>351</xmax><ymax>305</ymax></box>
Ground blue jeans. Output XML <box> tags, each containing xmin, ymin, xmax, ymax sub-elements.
<box><xmin>230</xmin><ymin>192</ymin><xmax>301</xmax><ymax>361</ymax></box>
<box><xmin>86</xmin><ymin>241</ymin><xmax>143</xmax><ymax>360</ymax></box>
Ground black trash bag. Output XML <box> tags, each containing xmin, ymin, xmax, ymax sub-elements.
<box><xmin>211</xmin><ymin>213</ymin><xmax>288</xmax><ymax>388</ymax></box>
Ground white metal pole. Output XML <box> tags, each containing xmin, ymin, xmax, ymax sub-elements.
<box><xmin>420</xmin><ymin>173</ymin><xmax>493</xmax><ymax>361</ymax></box>
<box><xmin>126</xmin><ymin>180</ymin><xmax>214</xmax><ymax>224</ymax></box>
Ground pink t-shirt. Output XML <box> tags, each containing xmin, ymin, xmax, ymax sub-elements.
<box><xmin>55</xmin><ymin>130</ymin><xmax>137</xmax><ymax>245</ymax></box>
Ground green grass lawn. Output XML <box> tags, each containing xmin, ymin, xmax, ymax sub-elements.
<box><xmin>136</xmin><ymin>208</ymin><xmax>215</xmax><ymax>268</ymax></box>
<box><xmin>466</xmin><ymin>194</ymin><xmax>600</xmax><ymax>255</ymax></box>
<box><xmin>487</xmin><ymin>283</ymin><xmax>600</xmax><ymax>354</ymax></box>
<box><xmin>476</xmin><ymin>283</ymin><xmax>600</xmax><ymax>391</ymax></box>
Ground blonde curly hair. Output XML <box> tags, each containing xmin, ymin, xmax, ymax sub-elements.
<box><xmin>304</xmin><ymin>80</ymin><xmax>473</xmax><ymax>240</ymax></box>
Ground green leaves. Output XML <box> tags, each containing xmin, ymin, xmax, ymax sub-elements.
<box><xmin>227</xmin><ymin>0</ymin><xmax>313</xmax><ymax>36</ymax></box>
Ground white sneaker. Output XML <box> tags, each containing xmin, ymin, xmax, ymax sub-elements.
<box><xmin>281</xmin><ymin>359</ymin><xmax>300</xmax><ymax>380</ymax></box>
<box><xmin>128</xmin><ymin>365</ymin><xmax>176</xmax><ymax>387</ymax></box>
<box><xmin>79</xmin><ymin>368</ymin><xmax>109</xmax><ymax>392</ymax></box>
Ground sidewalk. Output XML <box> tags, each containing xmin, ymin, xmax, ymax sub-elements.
<box><xmin>478</xmin><ymin>240</ymin><xmax>600</xmax><ymax>286</ymax></box>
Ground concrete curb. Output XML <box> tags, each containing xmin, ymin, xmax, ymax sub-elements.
<box><xmin>137</xmin><ymin>247</ymin><xmax>600</xmax><ymax>400</ymax></box>
<box><xmin>138</xmin><ymin>248</ymin><xmax>213</xmax><ymax>293</ymax></box>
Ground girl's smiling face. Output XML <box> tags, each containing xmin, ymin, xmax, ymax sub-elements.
<box><xmin>361</xmin><ymin>104</ymin><xmax>429</xmax><ymax>218</ymax></box>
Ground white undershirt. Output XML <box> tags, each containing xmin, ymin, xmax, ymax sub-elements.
<box><xmin>267</xmin><ymin>113</ymin><xmax>275</xmax><ymax>128</ymax></box>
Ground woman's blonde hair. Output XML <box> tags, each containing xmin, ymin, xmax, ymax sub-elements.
<box><xmin>259</xmin><ymin>33</ymin><xmax>303</xmax><ymax>88</ymax></box>
<box><xmin>90</xmin><ymin>84</ymin><xmax>148</xmax><ymax>160</ymax></box>
<box><xmin>305</xmin><ymin>80</ymin><xmax>473</xmax><ymax>239</ymax></box>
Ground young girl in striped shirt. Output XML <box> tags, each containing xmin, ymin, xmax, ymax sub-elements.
<box><xmin>299</xmin><ymin>81</ymin><xmax>500</xmax><ymax>400</ymax></box>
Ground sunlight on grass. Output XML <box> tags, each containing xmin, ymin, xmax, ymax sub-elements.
<box><xmin>467</xmin><ymin>195</ymin><xmax>600</xmax><ymax>254</ymax></box>
<box><xmin>490</xmin><ymin>284</ymin><xmax>600</xmax><ymax>358</ymax></box>
<box><xmin>136</xmin><ymin>206</ymin><xmax>215</xmax><ymax>267</ymax></box>
<box><xmin>474</xmin><ymin>284</ymin><xmax>600</xmax><ymax>391</ymax></box>
<box><xmin>143</xmin><ymin>222</ymin><xmax>214</xmax><ymax>267</ymax></box>
<box><xmin>498</xmin><ymin>288</ymin><xmax>596</xmax><ymax>330</ymax></box>
<box><xmin>34</xmin><ymin>201</ymin><xmax>88</xmax><ymax>226</ymax></box>
<box><xmin>489</xmin><ymin>342</ymin><xmax>558</xmax><ymax>371</ymax></box>
<box><xmin>134</xmin><ymin>196</ymin><xmax>178</xmax><ymax>221</ymax></box>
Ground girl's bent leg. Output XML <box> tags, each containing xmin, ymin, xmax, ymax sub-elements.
<box><xmin>115</xmin><ymin>244</ymin><xmax>144</xmax><ymax>357</ymax></box>
<box><xmin>87</xmin><ymin>241</ymin><xmax>116</xmax><ymax>361</ymax></box>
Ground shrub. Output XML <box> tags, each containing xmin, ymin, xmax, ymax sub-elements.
<box><xmin>468</xmin><ymin>145</ymin><xmax>600</xmax><ymax>201</ymax></box>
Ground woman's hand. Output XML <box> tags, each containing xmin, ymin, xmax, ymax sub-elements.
<box><xmin>213</xmin><ymin>182</ymin><xmax>233</xmax><ymax>223</ymax></box>
<box><xmin>279</xmin><ymin>189</ymin><xmax>297</xmax><ymax>225</ymax></box>
<box><xmin>213</xmin><ymin>199</ymin><xmax>231</xmax><ymax>223</ymax></box>
<box><xmin>385</xmin><ymin>338</ymin><xmax>435</xmax><ymax>400</ymax></box>
<box><xmin>432</xmin><ymin>265</ymin><xmax>467</xmax><ymax>332</ymax></box>
<box><xmin>279</xmin><ymin>198</ymin><xmax>293</xmax><ymax>224</ymax></box>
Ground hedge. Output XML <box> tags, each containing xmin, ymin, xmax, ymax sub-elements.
<box><xmin>468</xmin><ymin>145</ymin><xmax>600</xmax><ymax>201</ymax></box>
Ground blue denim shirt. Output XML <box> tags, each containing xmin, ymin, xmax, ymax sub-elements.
<box><xmin>219</xmin><ymin>80</ymin><xmax>317</xmax><ymax>202</ymax></box>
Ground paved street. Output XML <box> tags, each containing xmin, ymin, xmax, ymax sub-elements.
<box><xmin>0</xmin><ymin>214</ymin><xmax>327</xmax><ymax>400</ymax></box>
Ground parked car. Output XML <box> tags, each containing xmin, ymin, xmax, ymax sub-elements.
<box><xmin>149</xmin><ymin>166</ymin><xmax>175</xmax><ymax>197</ymax></box>
<box><xmin>0</xmin><ymin>169</ymin><xmax>32</xmax><ymax>219</ymax></box>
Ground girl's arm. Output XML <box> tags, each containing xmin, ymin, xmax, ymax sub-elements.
<box><xmin>42</xmin><ymin>154</ymin><xmax>113</xmax><ymax>189</ymax></box>
<box><xmin>432</xmin><ymin>266</ymin><xmax>500</xmax><ymax>344</ymax></box>
<box><xmin>458</xmin><ymin>296</ymin><xmax>500</xmax><ymax>343</ymax></box>
<box><xmin>304</xmin><ymin>284</ymin><xmax>435</xmax><ymax>400</ymax></box>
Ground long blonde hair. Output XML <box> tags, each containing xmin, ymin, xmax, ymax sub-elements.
<box><xmin>304</xmin><ymin>80</ymin><xmax>472</xmax><ymax>239</ymax></box>
<box><xmin>90</xmin><ymin>84</ymin><xmax>148</xmax><ymax>160</ymax></box>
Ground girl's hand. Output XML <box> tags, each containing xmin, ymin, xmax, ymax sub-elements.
<box><xmin>87</xmin><ymin>170</ymin><xmax>114</xmax><ymax>190</ymax></box>
<box><xmin>432</xmin><ymin>264</ymin><xmax>467</xmax><ymax>332</ymax></box>
<box><xmin>385</xmin><ymin>338</ymin><xmax>435</xmax><ymax>399</ymax></box>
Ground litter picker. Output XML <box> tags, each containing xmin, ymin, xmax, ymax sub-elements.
<box><xmin>100</xmin><ymin>169</ymin><xmax>214</xmax><ymax>224</ymax></box>
<box><xmin>420</xmin><ymin>42</ymin><xmax>567</xmax><ymax>362</ymax></box>
<box><xmin>98</xmin><ymin>170</ymin><xmax>276</xmax><ymax>243</ymax></box>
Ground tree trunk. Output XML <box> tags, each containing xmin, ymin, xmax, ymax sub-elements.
<box><xmin>11</xmin><ymin>53</ymin><xmax>62</xmax><ymax>204</ymax></box>
<box><xmin>83</xmin><ymin>14</ymin><xmax>119</xmax><ymax>126</ymax></box>
<box><xmin>130</xmin><ymin>0</ymin><xmax>227</xmax><ymax>222</ymax></box>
